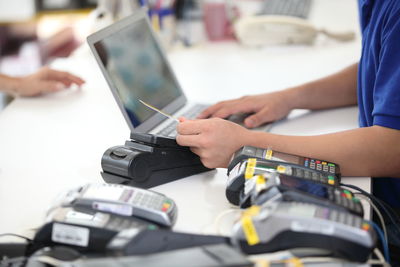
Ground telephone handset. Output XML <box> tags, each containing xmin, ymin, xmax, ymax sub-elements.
<box><xmin>51</xmin><ymin>183</ymin><xmax>178</xmax><ymax>227</ymax></box>
<box><xmin>234</xmin><ymin>15</ymin><xmax>355</xmax><ymax>47</ymax></box>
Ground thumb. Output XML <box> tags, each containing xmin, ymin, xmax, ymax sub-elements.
<box><xmin>178</xmin><ymin>116</ymin><xmax>188</xmax><ymax>122</ymax></box>
<box><xmin>244</xmin><ymin>110</ymin><xmax>272</xmax><ymax>128</ymax></box>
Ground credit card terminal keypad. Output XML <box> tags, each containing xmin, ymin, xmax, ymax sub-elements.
<box><xmin>328</xmin><ymin>188</ymin><xmax>363</xmax><ymax>216</ymax></box>
<box><xmin>277</xmin><ymin>164</ymin><xmax>338</xmax><ymax>186</ymax></box>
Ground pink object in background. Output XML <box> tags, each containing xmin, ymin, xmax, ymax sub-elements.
<box><xmin>203</xmin><ymin>1</ymin><xmax>233</xmax><ymax>41</ymax></box>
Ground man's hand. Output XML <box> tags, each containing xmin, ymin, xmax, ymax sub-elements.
<box><xmin>197</xmin><ymin>90</ymin><xmax>294</xmax><ymax>128</ymax></box>
<box><xmin>176</xmin><ymin>117</ymin><xmax>252</xmax><ymax>168</ymax></box>
<box><xmin>12</xmin><ymin>67</ymin><xmax>85</xmax><ymax>97</ymax></box>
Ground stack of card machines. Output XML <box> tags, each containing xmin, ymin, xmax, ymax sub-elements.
<box><xmin>31</xmin><ymin>183</ymin><xmax>230</xmax><ymax>257</ymax></box>
<box><xmin>226</xmin><ymin>146</ymin><xmax>377</xmax><ymax>262</ymax></box>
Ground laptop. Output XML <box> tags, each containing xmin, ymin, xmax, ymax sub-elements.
<box><xmin>87</xmin><ymin>9</ymin><xmax>271</xmax><ymax>137</ymax></box>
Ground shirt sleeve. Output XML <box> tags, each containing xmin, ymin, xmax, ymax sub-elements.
<box><xmin>372</xmin><ymin>4</ymin><xmax>400</xmax><ymax>130</ymax></box>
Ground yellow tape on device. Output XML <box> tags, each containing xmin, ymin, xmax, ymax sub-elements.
<box><xmin>245</xmin><ymin>158</ymin><xmax>257</xmax><ymax>179</ymax></box>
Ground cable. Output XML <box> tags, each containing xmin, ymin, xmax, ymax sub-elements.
<box><xmin>214</xmin><ymin>208</ymin><xmax>241</xmax><ymax>235</ymax></box>
<box><xmin>370</xmin><ymin>221</ymin><xmax>390</xmax><ymax>264</ymax></box>
<box><xmin>341</xmin><ymin>183</ymin><xmax>400</xmax><ymax>223</ymax></box>
<box><xmin>0</xmin><ymin>233</ymin><xmax>33</xmax><ymax>243</ymax></box>
<box><xmin>340</xmin><ymin>183</ymin><xmax>400</xmax><ymax>232</ymax></box>
<box><xmin>354</xmin><ymin>193</ymin><xmax>388</xmax><ymax>242</ymax></box>
<box><xmin>370</xmin><ymin>248</ymin><xmax>391</xmax><ymax>267</ymax></box>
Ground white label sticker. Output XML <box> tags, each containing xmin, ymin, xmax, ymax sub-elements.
<box><xmin>52</xmin><ymin>223</ymin><xmax>90</xmax><ymax>247</ymax></box>
<box><xmin>291</xmin><ymin>221</ymin><xmax>334</xmax><ymax>235</ymax></box>
<box><xmin>93</xmin><ymin>202</ymin><xmax>133</xmax><ymax>216</ymax></box>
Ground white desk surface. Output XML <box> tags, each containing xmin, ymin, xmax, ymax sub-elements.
<box><xmin>0</xmin><ymin>0</ymin><xmax>370</xmax><ymax>242</ymax></box>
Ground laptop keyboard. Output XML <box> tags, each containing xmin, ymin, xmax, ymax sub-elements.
<box><xmin>156</xmin><ymin>104</ymin><xmax>208</xmax><ymax>137</ymax></box>
<box><xmin>260</xmin><ymin>0</ymin><xmax>313</xmax><ymax>19</ymax></box>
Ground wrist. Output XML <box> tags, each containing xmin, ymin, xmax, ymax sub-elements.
<box><xmin>281</xmin><ymin>86</ymin><xmax>304</xmax><ymax>110</ymax></box>
<box><xmin>1</xmin><ymin>76</ymin><xmax>21</xmax><ymax>97</ymax></box>
<box><xmin>240</xmin><ymin>129</ymin><xmax>270</xmax><ymax>148</ymax></box>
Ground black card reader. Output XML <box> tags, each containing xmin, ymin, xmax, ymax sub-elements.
<box><xmin>101</xmin><ymin>133</ymin><xmax>212</xmax><ymax>188</ymax></box>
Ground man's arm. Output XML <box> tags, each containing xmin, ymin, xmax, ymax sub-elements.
<box><xmin>247</xmin><ymin>126</ymin><xmax>400</xmax><ymax>177</ymax></box>
<box><xmin>285</xmin><ymin>63</ymin><xmax>358</xmax><ymax>110</ymax></box>
<box><xmin>198</xmin><ymin>63</ymin><xmax>359</xmax><ymax>128</ymax></box>
<box><xmin>177</xmin><ymin>119</ymin><xmax>400</xmax><ymax>178</ymax></box>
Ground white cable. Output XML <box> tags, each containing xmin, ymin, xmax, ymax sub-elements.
<box><xmin>214</xmin><ymin>208</ymin><xmax>241</xmax><ymax>235</ymax></box>
<box><xmin>370</xmin><ymin>248</ymin><xmax>390</xmax><ymax>267</ymax></box>
<box><xmin>354</xmin><ymin>192</ymin><xmax>388</xmax><ymax>243</ymax></box>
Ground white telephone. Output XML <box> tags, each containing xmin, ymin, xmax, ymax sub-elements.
<box><xmin>234</xmin><ymin>15</ymin><xmax>355</xmax><ymax>46</ymax></box>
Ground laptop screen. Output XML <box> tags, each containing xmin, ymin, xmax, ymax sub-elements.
<box><xmin>93</xmin><ymin>17</ymin><xmax>182</xmax><ymax>128</ymax></box>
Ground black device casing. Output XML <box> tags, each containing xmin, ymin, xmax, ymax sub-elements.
<box><xmin>101</xmin><ymin>133</ymin><xmax>212</xmax><ymax>188</ymax></box>
<box><xmin>107</xmin><ymin>229</ymin><xmax>230</xmax><ymax>256</ymax></box>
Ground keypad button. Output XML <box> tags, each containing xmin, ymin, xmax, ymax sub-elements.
<box><xmin>320</xmin><ymin>175</ymin><xmax>328</xmax><ymax>183</ymax></box>
<box><xmin>336</xmin><ymin>196</ymin><xmax>343</xmax><ymax>206</ymax></box>
<box><xmin>338</xmin><ymin>211</ymin><xmax>346</xmax><ymax>224</ymax></box>
<box><xmin>342</xmin><ymin>199</ymin><xmax>349</xmax><ymax>208</ymax></box>
<box><xmin>346</xmin><ymin>215</ymin><xmax>354</xmax><ymax>226</ymax></box>
<box><xmin>294</xmin><ymin>168</ymin><xmax>304</xmax><ymax>178</ymax></box>
<box><xmin>311</xmin><ymin>172</ymin><xmax>319</xmax><ymax>181</ymax></box>
<box><xmin>353</xmin><ymin>217</ymin><xmax>362</xmax><ymax>228</ymax></box>
<box><xmin>329</xmin><ymin>209</ymin><xmax>338</xmax><ymax>221</ymax></box>
<box><xmin>315</xmin><ymin>207</ymin><xmax>329</xmax><ymax>219</ymax></box>
<box><xmin>348</xmin><ymin>199</ymin><xmax>355</xmax><ymax>210</ymax></box>
<box><xmin>328</xmin><ymin>190</ymin><xmax>335</xmax><ymax>201</ymax></box>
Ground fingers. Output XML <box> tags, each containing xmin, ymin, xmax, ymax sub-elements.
<box><xmin>244</xmin><ymin>108</ymin><xmax>274</xmax><ymax>128</ymax></box>
<box><xmin>178</xmin><ymin>116</ymin><xmax>187</xmax><ymax>122</ymax></box>
<box><xmin>197</xmin><ymin>103</ymin><xmax>222</xmax><ymax>119</ymax></box>
<box><xmin>39</xmin><ymin>81</ymin><xmax>67</xmax><ymax>93</ymax></box>
<box><xmin>42</xmin><ymin>68</ymin><xmax>85</xmax><ymax>87</ymax></box>
<box><xmin>197</xmin><ymin>98</ymin><xmax>254</xmax><ymax>119</ymax></box>
<box><xmin>198</xmin><ymin>101</ymin><xmax>238</xmax><ymax>119</ymax></box>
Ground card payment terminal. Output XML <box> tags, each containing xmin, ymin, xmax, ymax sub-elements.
<box><xmin>227</xmin><ymin>158</ymin><xmax>339</xmax><ymax>206</ymax></box>
<box><xmin>228</xmin><ymin>146</ymin><xmax>340</xmax><ymax>181</ymax></box>
<box><xmin>51</xmin><ymin>183</ymin><xmax>177</xmax><ymax>227</ymax></box>
<box><xmin>232</xmin><ymin>202</ymin><xmax>376</xmax><ymax>262</ymax></box>
<box><xmin>240</xmin><ymin>173</ymin><xmax>364</xmax><ymax>217</ymax></box>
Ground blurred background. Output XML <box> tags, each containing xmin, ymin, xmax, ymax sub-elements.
<box><xmin>0</xmin><ymin>0</ymin><xmax>357</xmax><ymax>110</ymax></box>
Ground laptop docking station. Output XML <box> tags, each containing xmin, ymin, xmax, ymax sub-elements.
<box><xmin>101</xmin><ymin>133</ymin><xmax>212</xmax><ymax>188</ymax></box>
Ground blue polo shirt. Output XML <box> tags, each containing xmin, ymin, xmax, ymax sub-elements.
<box><xmin>358</xmin><ymin>0</ymin><xmax>400</xmax><ymax>208</ymax></box>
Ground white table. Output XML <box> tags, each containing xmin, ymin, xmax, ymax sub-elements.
<box><xmin>0</xmin><ymin>0</ymin><xmax>369</xmax><ymax>242</ymax></box>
